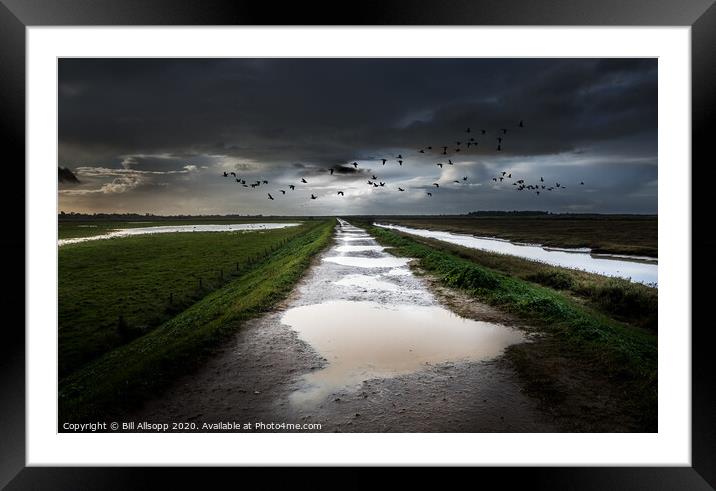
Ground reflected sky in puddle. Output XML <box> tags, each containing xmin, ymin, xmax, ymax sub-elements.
<box><xmin>323</xmin><ymin>256</ymin><xmax>410</xmax><ymax>268</ymax></box>
<box><xmin>282</xmin><ymin>300</ymin><xmax>524</xmax><ymax>407</ymax></box>
<box><xmin>334</xmin><ymin>245</ymin><xmax>385</xmax><ymax>253</ymax></box>
<box><xmin>335</xmin><ymin>274</ymin><xmax>400</xmax><ymax>291</ymax></box>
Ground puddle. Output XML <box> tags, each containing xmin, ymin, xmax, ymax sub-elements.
<box><xmin>376</xmin><ymin>223</ymin><xmax>657</xmax><ymax>286</ymax></box>
<box><xmin>337</xmin><ymin>235</ymin><xmax>372</xmax><ymax>241</ymax></box>
<box><xmin>282</xmin><ymin>300</ymin><xmax>524</xmax><ymax>406</ymax></box>
<box><xmin>334</xmin><ymin>245</ymin><xmax>385</xmax><ymax>253</ymax></box>
<box><xmin>323</xmin><ymin>256</ymin><xmax>411</xmax><ymax>268</ymax></box>
<box><xmin>335</xmin><ymin>274</ymin><xmax>400</xmax><ymax>292</ymax></box>
<box><xmin>58</xmin><ymin>223</ymin><xmax>300</xmax><ymax>246</ymax></box>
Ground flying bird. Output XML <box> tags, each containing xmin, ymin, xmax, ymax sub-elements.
<box><xmin>280</xmin><ymin>189</ymin><xmax>286</xmax><ymax>194</ymax></box>
<box><xmin>310</xmin><ymin>194</ymin><xmax>317</xmax><ymax>199</ymax></box>
<box><xmin>289</xmin><ymin>184</ymin><xmax>295</xmax><ymax>190</ymax></box>
<box><xmin>223</xmin><ymin>171</ymin><xmax>228</xmax><ymax>177</ymax></box>
<box><xmin>427</xmin><ymin>192</ymin><xmax>432</xmax><ymax>196</ymax></box>
<box><xmin>267</xmin><ymin>193</ymin><xmax>274</xmax><ymax>200</ymax></box>
<box><xmin>337</xmin><ymin>191</ymin><xmax>344</xmax><ymax>196</ymax></box>
<box><xmin>437</xmin><ymin>163</ymin><xmax>443</xmax><ymax>168</ymax></box>
<box><xmin>352</xmin><ymin>162</ymin><xmax>358</xmax><ymax>168</ymax></box>
<box><xmin>398</xmin><ymin>187</ymin><xmax>405</xmax><ymax>192</ymax></box>
<box><xmin>330</xmin><ymin>168</ymin><xmax>334</xmax><ymax>175</ymax></box>
<box><xmin>381</xmin><ymin>159</ymin><xmax>387</xmax><ymax>166</ymax></box>
<box><xmin>301</xmin><ymin>178</ymin><xmax>308</xmax><ymax>183</ymax></box>
<box><xmin>433</xmin><ymin>183</ymin><xmax>440</xmax><ymax>188</ymax></box>
<box><xmin>230</xmin><ymin>172</ymin><xmax>236</xmax><ymax>177</ymax></box>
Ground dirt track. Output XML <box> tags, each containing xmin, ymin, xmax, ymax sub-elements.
<box><xmin>130</xmin><ymin>221</ymin><xmax>560</xmax><ymax>432</ymax></box>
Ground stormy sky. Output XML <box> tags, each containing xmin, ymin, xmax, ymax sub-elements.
<box><xmin>58</xmin><ymin>58</ymin><xmax>657</xmax><ymax>215</ymax></box>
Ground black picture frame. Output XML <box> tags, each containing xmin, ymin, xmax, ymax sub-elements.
<box><xmin>1</xmin><ymin>0</ymin><xmax>713</xmax><ymax>486</ymax></box>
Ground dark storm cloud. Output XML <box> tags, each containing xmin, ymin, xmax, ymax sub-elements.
<box><xmin>58</xmin><ymin>58</ymin><xmax>657</xmax><ymax>214</ymax></box>
<box><xmin>58</xmin><ymin>166</ymin><xmax>79</xmax><ymax>184</ymax></box>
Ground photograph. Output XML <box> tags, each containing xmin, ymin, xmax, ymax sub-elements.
<box><xmin>57</xmin><ymin>57</ymin><xmax>658</xmax><ymax>433</ymax></box>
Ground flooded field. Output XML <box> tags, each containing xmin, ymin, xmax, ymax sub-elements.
<box><xmin>133</xmin><ymin>220</ymin><xmax>556</xmax><ymax>432</ymax></box>
<box><xmin>376</xmin><ymin>223</ymin><xmax>658</xmax><ymax>286</ymax></box>
<box><xmin>58</xmin><ymin>223</ymin><xmax>300</xmax><ymax>246</ymax></box>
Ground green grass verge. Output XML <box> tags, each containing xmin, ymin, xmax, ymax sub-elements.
<box><xmin>59</xmin><ymin>223</ymin><xmax>309</xmax><ymax>378</ymax></box>
<box><xmin>367</xmin><ymin>224</ymin><xmax>657</xmax><ymax>426</ymax></box>
<box><xmin>59</xmin><ymin>219</ymin><xmax>335</xmax><ymax>422</ymax></box>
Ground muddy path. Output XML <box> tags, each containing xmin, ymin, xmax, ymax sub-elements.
<box><xmin>131</xmin><ymin>220</ymin><xmax>561</xmax><ymax>432</ymax></box>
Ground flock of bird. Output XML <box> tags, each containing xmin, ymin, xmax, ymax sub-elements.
<box><xmin>221</xmin><ymin>120</ymin><xmax>586</xmax><ymax>201</ymax></box>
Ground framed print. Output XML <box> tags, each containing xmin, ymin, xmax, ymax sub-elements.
<box><xmin>2</xmin><ymin>0</ymin><xmax>714</xmax><ymax>486</ymax></box>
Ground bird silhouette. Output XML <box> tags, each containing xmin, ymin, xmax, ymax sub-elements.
<box><xmin>223</xmin><ymin>171</ymin><xmax>228</xmax><ymax>177</ymax></box>
<box><xmin>433</xmin><ymin>183</ymin><xmax>440</xmax><ymax>188</ymax></box>
<box><xmin>289</xmin><ymin>184</ymin><xmax>295</xmax><ymax>190</ymax></box>
<box><xmin>481</xmin><ymin>129</ymin><xmax>486</xmax><ymax>134</ymax></box>
<box><xmin>397</xmin><ymin>154</ymin><xmax>403</xmax><ymax>159</ymax></box>
<box><xmin>448</xmin><ymin>159</ymin><xmax>453</xmax><ymax>165</ymax></box>
<box><xmin>497</xmin><ymin>144</ymin><xmax>502</xmax><ymax>151</ymax></box>
<box><xmin>310</xmin><ymin>194</ymin><xmax>317</xmax><ymax>199</ymax></box>
<box><xmin>230</xmin><ymin>172</ymin><xmax>236</xmax><ymax>177</ymax></box>
<box><xmin>437</xmin><ymin>163</ymin><xmax>443</xmax><ymax>168</ymax></box>
<box><xmin>372</xmin><ymin>175</ymin><xmax>377</xmax><ymax>180</ymax></box>
<box><xmin>501</xmin><ymin>128</ymin><xmax>508</xmax><ymax>134</ymax></box>
<box><xmin>427</xmin><ymin>192</ymin><xmax>432</xmax><ymax>196</ymax></box>
<box><xmin>466</xmin><ymin>128</ymin><xmax>471</xmax><ymax>133</ymax></box>
<box><xmin>398</xmin><ymin>187</ymin><xmax>405</xmax><ymax>192</ymax></box>
<box><xmin>453</xmin><ymin>180</ymin><xmax>460</xmax><ymax>184</ymax></box>
<box><xmin>580</xmin><ymin>181</ymin><xmax>585</xmax><ymax>185</ymax></box>
<box><xmin>337</xmin><ymin>191</ymin><xmax>344</xmax><ymax>196</ymax></box>
<box><xmin>330</xmin><ymin>168</ymin><xmax>334</xmax><ymax>175</ymax></box>
<box><xmin>381</xmin><ymin>159</ymin><xmax>387</xmax><ymax>166</ymax></box>
<box><xmin>519</xmin><ymin>120</ymin><xmax>524</xmax><ymax>128</ymax></box>
<box><xmin>462</xmin><ymin>176</ymin><xmax>468</xmax><ymax>181</ymax></box>
<box><xmin>398</xmin><ymin>160</ymin><xmax>403</xmax><ymax>166</ymax></box>
<box><xmin>301</xmin><ymin>178</ymin><xmax>308</xmax><ymax>183</ymax></box>
<box><xmin>379</xmin><ymin>182</ymin><xmax>385</xmax><ymax>187</ymax></box>
<box><xmin>352</xmin><ymin>162</ymin><xmax>358</xmax><ymax>168</ymax></box>
<box><xmin>419</xmin><ymin>149</ymin><xmax>425</xmax><ymax>153</ymax></box>
<box><xmin>540</xmin><ymin>177</ymin><xmax>544</xmax><ymax>182</ymax></box>
<box><xmin>262</xmin><ymin>180</ymin><xmax>268</xmax><ymax>184</ymax></box>
<box><xmin>267</xmin><ymin>193</ymin><xmax>274</xmax><ymax>200</ymax></box>
<box><xmin>280</xmin><ymin>189</ymin><xmax>286</xmax><ymax>194</ymax></box>
<box><xmin>442</xmin><ymin>146</ymin><xmax>448</xmax><ymax>155</ymax></box>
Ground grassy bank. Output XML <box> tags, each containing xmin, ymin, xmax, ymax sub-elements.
<box><xmin>370</xmin><ymin>215</ymin><xmax>657</xmax><ymax>257</ymax></box>
<box><xmin>59</xmin><ymin>219</ymin><xmax>335</xmax><ymax>422</ymax></box>
<box><xmin>59</xmin><ymin>223</ymin><xmax>308</xmax><ymax>377</ymax></box>
<box><xmin>373</xmin><ymin>232</ymin><xmax>658</xmax><ymax>331</ymax></box>
<box><xmin>367</xmin><ymin>224</ymin><xmax>657</xmax><ymax>430</ymax></box>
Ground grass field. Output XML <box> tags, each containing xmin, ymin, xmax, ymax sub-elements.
<box><xmin>367</xmin><ymin>224</ymin><xmax>657</xmax><ymax>430</ymax></box>
<box><xmin>59</xmin><ymin>221</ymin><xmax>310</xmax><ymax>378</ymax></box>
<box><xmin>59</xmin><ymin>219</ymin><xmax>335</xmax><ymax>422</ymax></box>
<box><xmin>366</xmin><ymin>215</ymin><xmax>657</xmax><ymax>258</ymax></box>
